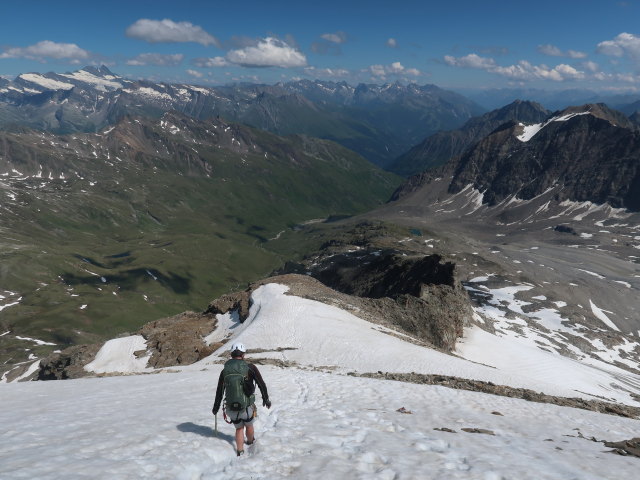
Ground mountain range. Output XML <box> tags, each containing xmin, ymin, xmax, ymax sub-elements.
<box><xmin>0</xmin><ymin>66</ymin><xmax>483</xmax><ymax>167</ymax></box>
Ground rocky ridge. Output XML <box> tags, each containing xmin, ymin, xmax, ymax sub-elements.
<box><xmin>394</xmin><ymin>103</ymin><xmax>640</xmax><ymax>211</ymax></box>
<box><xmin>0</xmin><ymin>66</ymin><xmax>483</xmax><ymax>167</ymax></box>
<box><xmin>30</xmin><ymin>227</ymin><xmax>475</xmax><ymax>381</ymax></box>
<box><xmin>389</xmin><ymin>99</ymin><xmax>551</xmax><ymax>176</ymax></box>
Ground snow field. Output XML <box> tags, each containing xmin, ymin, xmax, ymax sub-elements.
<box><xmin>1</xmin><ymin>366</ymin><xmax>639</xmax><ymax>479</ymax></box>
<box><xmin>2</xmin><ymin>282</ymin><xmax>640</xmax><ymax>478</ymax></box>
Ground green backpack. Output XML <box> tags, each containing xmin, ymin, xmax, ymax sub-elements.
<box><xmin>223</xmin><ymin>359</ymin><xmax>255</xmax><ymax>411</ymax></box>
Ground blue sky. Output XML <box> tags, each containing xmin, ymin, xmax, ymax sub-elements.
<box><xmin>2</xmin><ymin>0</ymin><xmax>640</xmax><ymax>92</ymax></box>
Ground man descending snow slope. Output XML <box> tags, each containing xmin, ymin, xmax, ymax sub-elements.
<box><xmin>212</xmin><ymin>343</ymin><xmax>271</xmax><ymax>456</ymax></box>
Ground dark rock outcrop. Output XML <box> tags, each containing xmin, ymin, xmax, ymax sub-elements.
<box><xmin>139</xmin><ymin>312</ymin><xmax>217</xmax><ymax>368</ymax></box>
<box><xmin>277</xmin><ymin>236</ymin><xmax>473</xmax><ymax>351</ymax></box>
<box><xmin>448</xmin><ymin>104</ymin><xmax>640</xmax><ymax>210</ymax></box>
<box><xmin>204</xmin><ymin>291</ymin><xmax>252</xmax><ymax>322</ymax></box>
<box><xmin>37</xmin><ymin>344</ymin><xmax>102</xmax><ymax>380</ymax></box>
<box><xmin>389</xmin><ymin>100</ymin><xmax>550</xmax><ymax>176</ymax></box>
<box><xmin>393</xmin><ymin>103</ymin><xmax>640</xmax><ymax>212</ymax></box>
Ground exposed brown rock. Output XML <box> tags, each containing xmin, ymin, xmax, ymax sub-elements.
<box><xmin>37</xmin><ymin>344</ymin><xmax>102</xmax><ymax>380</ymax></box>
<box><xmin>140</xmin><ymin>311</ymin><xmax>217</xmax><ymax>368</ymax></box>
<box><xmin>604</xmin><ymin>438</ymin><xmax>640</xmax><ymax>457</ymax></box>
<box><xmin>204</xmin><ymin>291</ymin><xmax>252</xmax><ymax>322</ymax></box>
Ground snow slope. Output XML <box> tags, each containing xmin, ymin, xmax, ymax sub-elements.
<box><xmin>1</xmin><ymin>283</ymin><xmax>639</xmax><ymax>479</ymax></box>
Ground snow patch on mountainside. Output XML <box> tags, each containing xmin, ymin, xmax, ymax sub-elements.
<box><xmin>60</xmin><ymin>70</ymin><xmax>124</xmax><ymax>91</ymax></box>
<box><xmin>18</xmin><ymin>74</ymin><xmax>74</xmax><ymax>91</ymax></box>
<box><xmin>464</xmin><ymin>280</ymin><xmax>640</xmax><ymax>398</ymax></box>
<box><xmin>84</xmin><ymin>335</ymin><xmax>152</xmax><ymax>374</ymax></box>
<box><xmin>517</xmin><ymin>110</ymin><xmax>591</xmax><ymax>142</ymax></box>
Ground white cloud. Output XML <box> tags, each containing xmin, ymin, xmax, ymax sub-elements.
<box><xmin>0</xmin><ymin>40</ymin><xmax>90</xmax><ymax>62</ymax></box>
<box><xmin>126</xmin><ymin>19</ymin><xmax>220</xmax><ymax>47</ymax></box>
<box><xmin>553</xmin><ymin>63</ymin><xmax>585</xmax><ymax>79</ymax></box>
<box><xmin>537</xmin><ymin>44</ymin><xmax>587</xmax><ymax>59</ymax></box>
<box><xmin>615</xmin><ymin>72</ymin><xmax>640</xmax><ymax>82</ymax></box>
<box><xmin>304</xmin><ymin>66</ymin><xmax>350</xmax><ymax>78</ymax></box>
<box><xmin>444</xmin><ymin>54</ymin><xmax>497</xmax><ymax>69</ymax></box>
<box><xmin>186</xmin><ymin>69</ymin><xmax>203</xmax><ymax>78</ymax></box>
<box><xmin>126</xmin><ymin>53</ymin><xmax>184</xmax><ymax>67</ymax></box>
<box><xmin>445</xmin><ymin>54</ymin><xmax>586</xmax><ymax>82</ymax></box>
<box><xmin>226</xmin><ymin>37</ymin><xmax>306</xmax><ymax>68</ymax></box>
<box><xmin>387</xmin><ymin>38</ymin><xmax>398</xmax><ymax>48</ymax></box>
<box><xmin>368</xmin><ymin>61</ymin><xmax>421</xmax><ymax>79</ymax></box>
<box><xmin>537</xmin><ymin>44</ymin><xmax>563</xmax><ymax>56</ymax></box>
<box><xmin>320</xmin><ymin>32</ymin><xmax>347</xmax><ymax>44</ymax></box>
<box><xmin>566</xmin><ymin>50</ymin><xmax>587</xmax><ymax>59</ymax></box>
<box><xmin>597</xmin><ymin>32</ymin><xmax>640</xmax><ymax>61</ymax></box>
<box><xmin>581</xmin><ymin>60</ymin><xmax>600</xmax><ymax>72</ymax></box>
<box><xmin>369</xmin><ymin>64</ymin><xmax>387</xmax><ymax>77</ymax></box>
<box><xmin>192</xmin><ymin>56</ymin><xmax>229</xmax><ymax>68</ymax></box>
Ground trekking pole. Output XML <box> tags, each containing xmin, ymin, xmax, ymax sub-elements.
<box><xmin>214</xmin><ymin>414</ymin><xmax>218</xmax><ymax>437</ymax></box>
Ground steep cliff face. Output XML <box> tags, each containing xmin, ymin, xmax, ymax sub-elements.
<box><xmin>448</xmin><ymin>104</ymin><xmax>640</xmax><ymax>209</ymax></box>
<box><xmin>393</xmin><ymin>104</ymin><xmax>640</xmax><ymax>212</ymax></box>
<box><xmin>389</xmin><ymin>100</ymin><xmax>550</xmax><ymax>176</ymax></box>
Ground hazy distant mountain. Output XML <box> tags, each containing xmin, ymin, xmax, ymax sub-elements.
<box><xmin>456</xmin><ymin>87</ymin><xmax>640</xmax><ymax>112</ymax></box>
<box><xmin>0</xmin><ymin>66</ymin><xmax>484</xmax><ymax>167</ymax></box>
<box><xmin>388</xmin><ymin>100</ymin><xmax>550</xmax><ymax>176</ymax></box>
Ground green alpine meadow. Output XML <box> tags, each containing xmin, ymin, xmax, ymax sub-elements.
<box><xmin>0</xmin><ymin>111</ymin><xmax>401</xmax><ymax>368</ymax></box>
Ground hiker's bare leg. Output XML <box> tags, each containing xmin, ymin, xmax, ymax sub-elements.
<box><xmin>235</xmin><ymin>427</ymin><xmax>244</xmax><ymax>452</ymax></box>
<box><xmin>246</xmin><ymin>424</ymin><xmax>255</xmax><ymax>443</ymax></box>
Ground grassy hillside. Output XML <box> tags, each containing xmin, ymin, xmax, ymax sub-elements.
<box><xmin>0</xmin><ymin>114</ymin><xmax>401</xmax><ymax>370</ymax></box>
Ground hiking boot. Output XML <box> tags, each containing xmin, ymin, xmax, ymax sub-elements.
<box><xmin>236</xmin><ymin>450</ymin><xmax>244</xmax><ymax>457</ymax></box>
<box><xmin>246</xmin><ymin>438</ymin><xmax>256</xmax><ymax>446</ymax></box>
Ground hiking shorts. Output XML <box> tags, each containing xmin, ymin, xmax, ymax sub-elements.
<box><xmin>227</xmin><ymin>404</ymin><xmax>256</xmax><ymax>428</ymax></box>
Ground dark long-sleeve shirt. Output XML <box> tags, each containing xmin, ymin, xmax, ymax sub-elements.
<box><xmin>213</xmin><ymin>361</ymin><xmax>269</xmax><ymax>414</ymax></box>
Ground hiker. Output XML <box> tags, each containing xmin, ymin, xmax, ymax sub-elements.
<box><xmin>212</xmin><ymin>342</ymin><xmax>271</xmax><ymax>456</ymax></box>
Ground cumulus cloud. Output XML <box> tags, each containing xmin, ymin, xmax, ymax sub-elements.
<box><xmin>226</xmin><ymin>37</ymin><xmax>306</xmax><ymax>68</ymax></box>
<box><xmin>368</xmin><ymin>61</ymin><xmax>421</xmax><ymax>80</ymax></box>
<box><xmin>320</xmin><ymin>32</ymin><xmax>347</xmax><ymax>44</ymax></box>
<box><xmin>0</xmin><ymin>40</ymin><xmax>90</xmax><ymax>62</ymax></box>
<box><xmin>192</xmin><ymin>56</ymin><xmax>229</xmax><ymax>67</ymax></box>
<box><xmin>126</xmin><ymin>19</ymin><xmax>220</xmax><ymax>47</ymax></box>
<box><xmin>312</xmin><ymin>32</ymin><xmax>347</xmax><ymax>55</ymax></box>
<box><xmin>304</xmin><ymin>66</ymin><xmax>350</xmax><ymax>78</ymax></box>
<box><xmin>186</xmin><ymin>69</ymin><xmax>203</xmax><ymax>78</ymax></box>
<box><xmin>537</xmin><ymin>44</ymin><xmax>587</xmax><ymax>58</ymax></box>
<box><xmin>582</xmin><ymin>60</ymin><xmax>600</xmax><ymax>73</ymax></box>
<box><xmin>567</xmin><ymin>50</ymin><xmax>587</xmax><ymax>59</ymax></box>
<box><xmin>597</xmin><ymin>32</ymin><xmax>640</xmax><ymax>60</ymax></box>
<box><xmin>387</xmin><ymin>38</ymin><xmax>398</xmax><ymax>48</ymax></box>
<box><xmin>445</xmin><ymin>53</ymin><xmax>585</xmax><ymax>82</ymax></box>
<box><xmin>537</xmin><ymin>44</ymin><xmax>563</xmax><ymax>56</ymax></box>
<box><xmin>126</xmin><ymin>53</ymin><xmax>184</xmax><ymax>66</ymax></box>
<box><xmin>444</xmin><ymin>53</ymin><xmax>497</xmax><ymax>69</ymax></box>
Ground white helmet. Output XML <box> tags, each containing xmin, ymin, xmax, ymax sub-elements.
<box><xmin>230</xmin><ymin>342</ymin><xmax>246</xmax><ymax>354</ymax></box>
